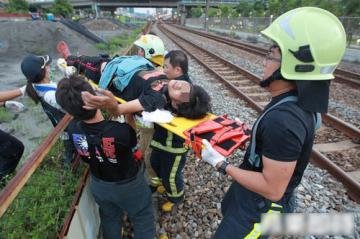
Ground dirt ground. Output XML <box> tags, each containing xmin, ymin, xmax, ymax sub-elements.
<box><xmin>0</xmin><ymin>20</ymin><xmax>106</xmax><ymax>163</ymax></box>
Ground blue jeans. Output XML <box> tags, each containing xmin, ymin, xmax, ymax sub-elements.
<box><xmin>90</xmin><ymin>167</ymin><xmax>155</xmax><ymax>239</ymax></box>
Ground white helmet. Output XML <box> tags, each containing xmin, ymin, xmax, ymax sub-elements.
<box><xmin>134</xmin><ymin>34</ymin><xmax>165</xmax><ymax>66</ymax></box>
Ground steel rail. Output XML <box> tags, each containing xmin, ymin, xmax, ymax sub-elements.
<box><xmin>171</xmin><ymin>24</ymin><xmax>360</xmax><ymax>88</ymax></box>
<box><xmin>159</xmin><ymin>24</ymin><xmax>360</xmax><ymax>203</ymax></box>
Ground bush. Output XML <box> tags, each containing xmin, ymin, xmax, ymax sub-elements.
<box><xmin>6</xmin><ymin>0</ymin><xmax>28</xmax><ymax>13</ymax></box>
<box><xmin>95</xmin><ymin>25</ymin><xmax>144</xmax><ymax>55</ymax></box>
<box><xmin>0</xmin><ymin>141</ymin><xmax>85</xmax><ymax>238</ymax></box>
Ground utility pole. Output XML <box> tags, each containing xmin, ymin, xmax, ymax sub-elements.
<box><xmin>204</xmin><ymin>0</ymin><xmax>210</xmax><ymax>32</ymax></box>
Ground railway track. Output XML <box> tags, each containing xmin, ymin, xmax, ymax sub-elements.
<box><xmin>158</xmin><ymin>24</ymin><xmax>360</xmax><ymax>203</ymax></box>
<box><xmin>170</xmin><ymin>24</ymin><xmax>360</xmax><ymax>88</ymax></box>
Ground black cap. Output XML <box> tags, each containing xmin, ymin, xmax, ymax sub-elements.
<box><xmin>296</xmin><ymin>80</ymin><xmax>330</xmax><ymax>113</ymax></box>
<box><xmin>21</xmin><ymin>54</ymin><xmax>52</xmax><ymax>83</ymax></box>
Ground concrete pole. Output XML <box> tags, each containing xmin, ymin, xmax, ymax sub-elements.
<box><xmin>204</xmin><ymin>0</ymin><xmax>210</xmax><ymax>32</ymax></box>
<box><xmin>93</xmin><ymin>1</ymin><xmax>99</xmax><ymax>18</ymax></box>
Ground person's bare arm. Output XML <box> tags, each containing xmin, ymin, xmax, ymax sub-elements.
<box><xmin>81</xmin><ymin>89</ymin><xmax>144</xmax><ymax>116</ymax></box>
<box><xmin>225</xmin><ymin>156</ymin><xmax>296</xmax><ymax>201</ymax></box>
<box><xmin>124</xmin><ymin>114</ymin><xmax>136</xmax><ymax>130</ymax></box>
<box><xmin>0</xmin><ymin>88</ymin><xmax>23</xmax><ymax>102</ymax></box>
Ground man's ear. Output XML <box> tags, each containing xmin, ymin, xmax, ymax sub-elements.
<box><xmin>175</xmin><ymin>66</ymin><xmax>182</xmax><ymax>75</ymax></box>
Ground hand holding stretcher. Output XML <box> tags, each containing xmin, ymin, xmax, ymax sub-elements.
<box><xmin>183</xmin><ymin>115</ymin><xmax>250</xmax><ymax>159</ymax></box>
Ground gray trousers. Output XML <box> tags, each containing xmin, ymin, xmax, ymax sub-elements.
<box><xmin>90</xmin><ymin>168</ymin><xmax>155</xmax><ymax>239</ymax></box>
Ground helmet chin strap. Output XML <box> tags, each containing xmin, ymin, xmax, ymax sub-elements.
<box><xmin>260</xmin><ymin>68</ymin><xmax>284</xmax><ymax>88</ymax></box>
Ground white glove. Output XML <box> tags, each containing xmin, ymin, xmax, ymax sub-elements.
<box><xmin>57</xmin><ymin>58</ymin><xmax>76</xmax><ymax>77</ymax></box>
<box><xmin>201</xmin><ymin>139</ymin><xmax>226</xmax><ymax>168</ymax></box>
<box><xmin>4</xmin><ymin>100</ymin><xmax>25</xmax><ymax>112</ymax></box>
<box><xmin>64</xmin><ymin>66</ymin><xmax>76</xmax><ymax>77</ymax></box>
<box><xmin>142</xmin><ymin>109</ymin><xmax>174</xmax><ymax>123</ymax></box>
<box><xmin>134</xmin><ymin>115</ymin><xmax>154</xmax><ymax>128</ymax></box>
<box><xmin>19</xmin><ymin>85</ymin><xmax>26</xmax><ymax>96</ymax></box>
<box><xmin>57</xmin><ymin>58</ymin><xmax>67</xmax><ymax>69</ymax></box>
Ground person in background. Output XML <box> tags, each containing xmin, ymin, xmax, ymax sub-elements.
<box><xmin>21</xmin><ymin>54</ymin><xmax>74</xmax><ymax>165</ymax></box>
<box><xmin>200</xmin><ymin>7</ymin><xmax>346</xmax><ymax>238</ymax></box>
<box><xmin>56</xmin><ymin>75</ymin><xmax>155</xmax><ymax>239</ymax></box>
<box><xmin>149</xmin><ymin>50</ymin><xmax>211</xmax><ymax>212</ymax></box>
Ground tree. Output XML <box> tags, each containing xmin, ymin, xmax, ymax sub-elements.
<box><xmin>253</xmin><ymin>0</ymin><xmax>266</xmax><ymax>16</ymax></box>
<box><xmin>208</xmin><ymin>7</ymin><xmax>219</xmax><ymax>17</ymax></box>
<box><xmin>219</xmin><ymin>4</ymin><xmax>231</xmax><ymax>17</ymax></box>
<box><xmin>235</xmin><ymin>1</ymin><xmax>252</xmax><ymax>17</ymax></box>
<box><xmin>50</xmin><ymin>0</ymin><xmax>73</xmax><ymax>18</ymax></box>
<box><xmin>341</xmin><ymin>0</ymin><xmax>360</xmax><ymax>16</ymax></box>
<box><xmin>6</xmin><ymin>0</ymin><xmax>28</xmax><ymax>13</ymax></box>
<box><xmin>28</xmin><ymin>4</ymin><xmax>38</xmax><ymax>13</ymax></box>
<box><xmin>190</xmin><ymin>6</ymin><xmax>203</xmax><ymax>18</ymax></box>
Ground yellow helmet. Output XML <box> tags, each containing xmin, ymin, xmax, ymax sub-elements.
<box><xmin>261</xmin><ymin>7</ymin><xmax>346</xmax><ymax>80</ymax></box>
<box><xmin>134</xmin><ymin>34</ymin><xmax>165</xmax><ymax>66</ymax></box>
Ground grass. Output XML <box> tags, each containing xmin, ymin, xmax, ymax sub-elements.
<box><xmin>0</xmin><ymin>107</ymin><xmax>13</xmax><ymax>122</ymax></box>
<box><xmin>0</xmin><ymin>140</ymin><xmax>86</xmax><ymax>239</ymax></box>
<box><xmin>95</xmin><ymin>25</ymin><xmax>144</xmax><ymax>55</ymax></box>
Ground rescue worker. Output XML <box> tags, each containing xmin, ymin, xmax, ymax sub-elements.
<box><xmin>149</xmin><ymin>50</ymin><xmax>210</xmax><ymax>212</ymax></box>
<box><xmin>21</xmin><ymin>54</ymin><xmax>75</xmax><ymax>165</ymax></box>
<box><xmin>132</xmin><ymin>34</ymin><xmax>166</xmax><ymax>182</ymax></box>
<box><xmin>200</xmin><ymin>7</ymin><xmax>346</xmax><ymax>238</ymax></box>
<box><xmin>56</xmin><ymin>76</ymin><xmax>155</xmax><ymax>239</ymax></box>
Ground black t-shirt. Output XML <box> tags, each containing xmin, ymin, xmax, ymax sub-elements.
<box><xmin>109</xmin><ymin>70</ymin><xmax>168</xmax><ymax>112</ymax></box>
<box><xmin>67</xmin><ymin>120</ymin><xmax>139</xmax><ymax>182</ymax></box>
<box><xmin>241</xmin><ymin>91</ymin><xmax>315</xmax><ymax>196</ymax></box>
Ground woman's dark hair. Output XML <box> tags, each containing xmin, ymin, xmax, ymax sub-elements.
<box><xmin>25</xmin><ymin>69</ymin><xmax>46</xmax><ymax>104</ymax></box>
<box><xmin>176</xmin><ymin>85</ymin><xmax>211</xmax><ymax>119</ymax></box>
<box><xmin>165</xmin><ymin>50</ymin><xmax>188</xmax><ymax>75</ymax></box>
<box><xmin>56</xmin><ymin>75</ymin><xmax>97</xmax><ymax>121</ymax></box>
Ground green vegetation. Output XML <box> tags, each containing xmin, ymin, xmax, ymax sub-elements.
<box><xmin>0</xmin><ymin>141</ymin><xmax>85</xmax><ymax>238</ymax></box>
<box><xmin>190</xmin><ymin>6</ymin><xmax>203</xmax><ymax>18</ymax></box>
<box><xmin>95</xmin><ymin>26</ymin><xmax>144</xmax><ymax>55</ymax></box>
<box><xmin>6</xmin><ymin>0</ymin><xmax>28</xmax><ymax>13</ymax></box>
<box><xmin>116</xmin><ymin>15</ymin><xmax>147</xmax><ymax>24</ymax></box>
<box><xmin>190</xmin><ymin>0</ymin><xmax>360</xmax><ymax>18</ymax></box>
<box><xmin>50</xmin><ymin>0</ymin><xmax>73</xmax><ymax>18</ymax></box>
<box><xmin>208</xmin><ymin>7</ymin><xmax>219</xmax><ymax>17</ymax></box>
<box><xmin>0</xmin><ymin>107</ymin><xmax>13</xmax><ymax>122</ymax></box>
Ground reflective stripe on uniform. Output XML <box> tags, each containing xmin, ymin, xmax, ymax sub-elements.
<box><xmin>166</xmin><ymin>131</ymin><xmax>173</xmax><ymax>147</ymax></box>
<box><xmin>150</xmin><ymin>140</ymin><xmax>187</xmax><ymax>154</ymax></box>
<box><xmin>244</xmin><ymin>223</ymin><xmax>261</xmax><ymax>239</ymax></box>
<box><xmin>167</xmin><ymin>155</ymin><xmax>184</xmax><ymax>198</ymax></box>
<box><xmin>244</xmin><ymin>202</ymin><xmax>283</xmax><ymax>239</ymax></box>
<box><xmin>151</xmin><ymin>177</ymin><xmax>162</xmax><ymax>187</ymax></box>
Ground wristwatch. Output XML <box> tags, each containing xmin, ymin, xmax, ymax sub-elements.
<box><xmin>217</xmin><ymin>161</ymin><xmax>229</xmax><ymax>175</ymax></box>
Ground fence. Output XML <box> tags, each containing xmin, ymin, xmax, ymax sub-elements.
<box><xmin>186</xmin><ymin>16</ymin><xmax>360</xmax><ymax>46</ymax></box>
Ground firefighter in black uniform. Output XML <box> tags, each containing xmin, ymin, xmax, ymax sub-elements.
<box><xmin>200</xmin><ymin>7</ymin><xmax>346</xmax><ymax>238</ymax></box>
<box><xmin>149</xmin><ymin>50</ymin><xmax>211</xmax><ymax>212</ymax></box>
